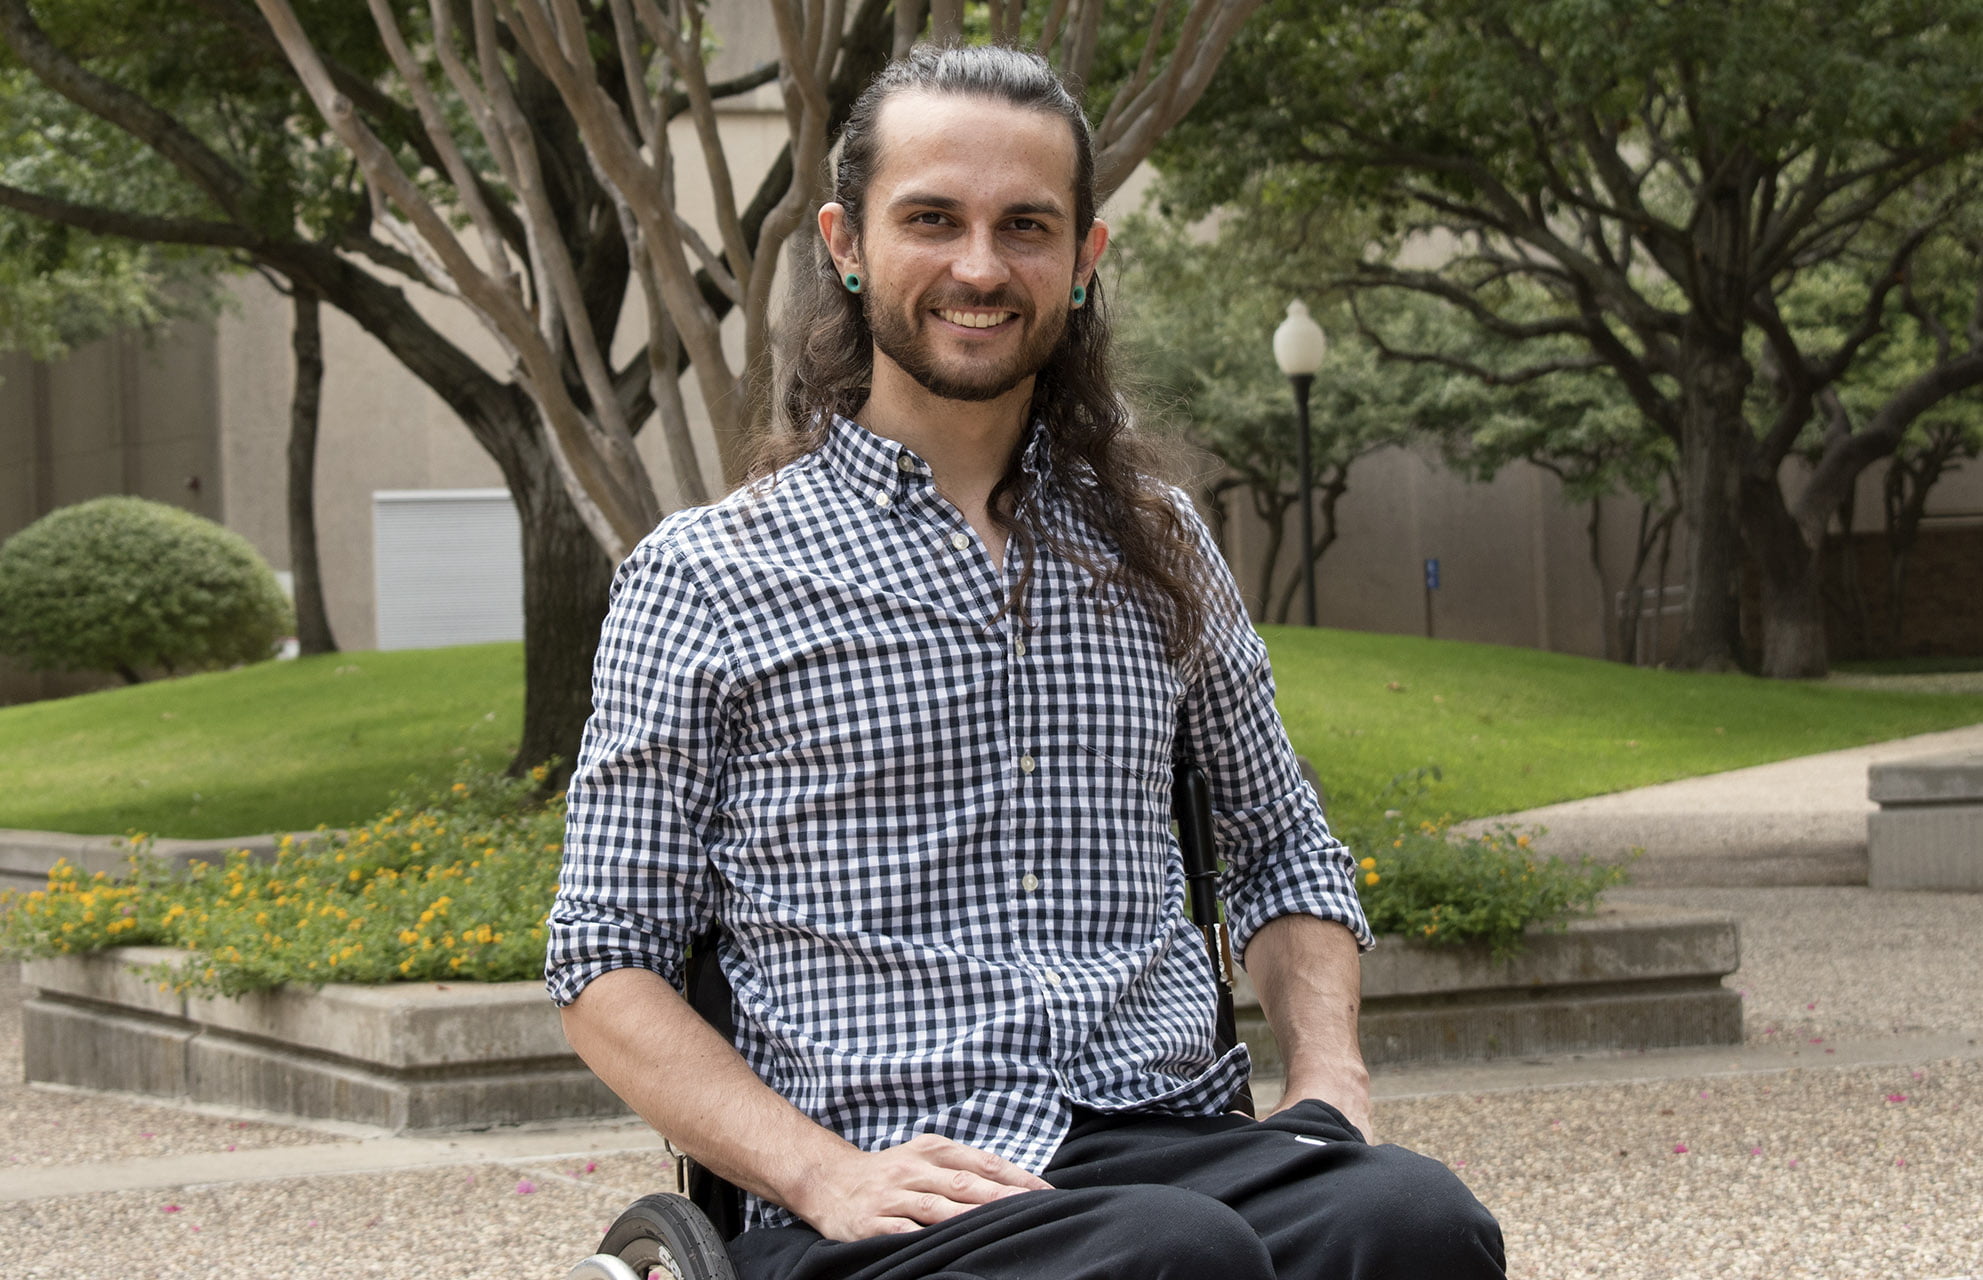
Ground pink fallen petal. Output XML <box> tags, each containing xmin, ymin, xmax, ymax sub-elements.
<box><xmin>1788</xmin><ymin>1159</ymin><xmax>1800</xmax><ymax>1168</ymax></box>
<box><xmin>585</xmin><ymin>1161</ymin><xmax>598</xmax><ymax>1174</ymax></box>
<box><xmin>1911</xmin><ymin>1071</ymin><xmax>1926</xmax><ymax>1081</ymax></box>
<box><xmin>162</xmin><ymin>1205</ymin><xmax>181</xmax><ymax>1214</ymax></box>
<box><xmin>515</xmin><ymin>1179</ymin><xmax>537</xmax><ymax>1195</ymax></box>
<box><xmin>1806</xmin><ymin>1002</ymin><xmax>1817</xmax><ymax>1010</ymax></box>
<box><xmin>224</xmin><ymin>1144</ymin><xmax>235</xmax><ymax>1152</ymax></box>
<box><xmin>1749</xmin><ymin>1146</ymin><xmax>1763</xmax><ymax>1156</ymax></box>
<box><xmin>1810</xmin><ymin>1037</ymin><xmax>1824</xmax><ymax>1044</ymax></box>
<box><xmin>1698</xmin><ymin>1091</ymin><xmax>1710</xmax><ymax>1099</ymax></box>
<box><xmin>1895</xmin><ymin>1157</ymin><xmax>1908</xmax><ymax>1167</ymax></box>
<box><xmin>1672</xmin><ymin>1143</ymin><xmax>1688</xmax><ymax>1155</ymax></box>
<box><xmin>1886</xmin><ymin>1093</ymin><xmax>1908</xmax><ymax>1103</ymax></box>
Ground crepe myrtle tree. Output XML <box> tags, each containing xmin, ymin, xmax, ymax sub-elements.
<box><xmin>0</xmin><ymin>0</ymin><xmax>1259</xmax><ymax>779</ymax></box>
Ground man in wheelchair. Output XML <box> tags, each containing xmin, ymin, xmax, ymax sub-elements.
<box><xmin>549</xmin><ymin>43</ymin><xmax>1505</xmax><ymax>1280</ymax></box>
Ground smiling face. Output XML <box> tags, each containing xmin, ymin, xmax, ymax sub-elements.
<box><xmin>823</xmin><ymin>90</ymin><xmax>1107</xmax><ymax>407</ymax></box>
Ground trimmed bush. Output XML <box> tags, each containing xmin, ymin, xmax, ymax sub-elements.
<box><xmin>0</xmin><ymin>496</ymin><xmax>292</xmax><ymax>682</ymax></box>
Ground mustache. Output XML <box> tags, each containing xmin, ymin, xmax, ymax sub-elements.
<box><xmin>923</xmin><ymin>288</ymin><xmax>1025</xmax><ymax>312</ymax></box>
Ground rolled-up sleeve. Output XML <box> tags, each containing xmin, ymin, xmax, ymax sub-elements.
<box><xmin>1174</xmin><ymin>502</ymin><xmax>1373</xmax><ymax>964</ymax></box>
<box><xmin>545</xmin><ymin>537</ymin><xmax>734</xmax><ymax>1006</ymax></box>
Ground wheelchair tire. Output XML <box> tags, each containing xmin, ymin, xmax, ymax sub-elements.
<box><xmin>591</xmin><ymin>1193</ymin><xmax>739</xmax><ymax>1280</ymax></box>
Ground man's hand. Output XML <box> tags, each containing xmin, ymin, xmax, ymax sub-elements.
<box><xmin>1265</xmin><ymin>1057</ymin><xmax>1376</xmax><ymax>1144</ymax></box>
<box><xmin>789</xmin><ymin>1133</ymin><xmax>1052</xmax><ymax>1242</ymax></box>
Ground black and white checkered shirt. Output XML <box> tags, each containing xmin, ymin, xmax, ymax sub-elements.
<box><xmin>547</xmin><ymin>415</ymin><xmax>1370</xmax><ymax>1230</ymax></box>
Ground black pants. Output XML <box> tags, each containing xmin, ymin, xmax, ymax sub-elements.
<box><xmin>726</xmin><ymin>1100</ymin><xmax>1506</xmax><ymax>1280</ymax></box>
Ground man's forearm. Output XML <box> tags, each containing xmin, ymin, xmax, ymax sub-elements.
<box><xmin>559</xmin><ymin>966</ymin><xmax>858</xmax><ymax>1213</ymax></box>
<box><xmin>1243</xmin><ymin>913</ymin><xmax>1374</xmax><ymax>1138</ymax></box>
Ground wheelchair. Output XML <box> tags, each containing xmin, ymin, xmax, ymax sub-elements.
<box><xmin>567</xmin><ymin>759</ymin><xmax>1243</xmax><ymax>1280</ymax></box>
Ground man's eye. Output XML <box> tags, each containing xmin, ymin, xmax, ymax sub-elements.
<box><xmin>909</xmin><ymin>211</ymin><xmax>948</xmax><ymax>226</ymax></box>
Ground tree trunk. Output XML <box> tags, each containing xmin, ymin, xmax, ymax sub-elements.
<box><xmin>1743</xmin><ymin>475</ymin><xmax>1830</xmax><ymax>678</ymax></box>
<box><xmin>1586</xmin><ymin>496</ymin><xmax>1619</xmax><ymax>662</ymax></box>
<box><xmin>287</xmin><ymin>288</ymin><xmax>337</xmax><ymax>656</ymax></box>
<box><xmin>502</xmin><ymin>422</ymin><xmax>618</xmax><ymax>790</ymax></box>
<box><xmin>1674</xmin><ymin>345</ymin><xmax>1750</xmax><ymax>672</ymax></box>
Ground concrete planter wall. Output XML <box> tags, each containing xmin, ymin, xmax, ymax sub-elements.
<box><xmin>22</xmin><ymin>903</ymin><xmax>1739</xmax><ymax>1131</ymax></box>
<box><xmin>1239</xmin><ymin>902</ymin><xmax>1742</xmax><ymax>1070</ymax></box>
<box><xmin>0</xmin><ymin>830</ymin><xmax>294</xmax><ymax>899</ymax></box>
<box><xmin>20</xmin><ymin>947</ymin><xmax>623</xmax><ymax>1131</ymax></box>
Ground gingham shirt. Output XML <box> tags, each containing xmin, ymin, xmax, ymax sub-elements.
<box><xmin>547</xmin><ymin>414</ymin><xmax>1370</xmax><ymax>1231</ymax></box>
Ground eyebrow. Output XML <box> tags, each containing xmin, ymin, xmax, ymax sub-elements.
<box><xmin>889</xmin><ymin>192</ymin><xmax>1068</xmax><ymax>221</ymax></box>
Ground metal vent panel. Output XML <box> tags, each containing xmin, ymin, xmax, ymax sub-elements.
<box><xmin>372</xmin><ymin>488</ymin><xmax>523</xmax><ymax>651</ymax></box>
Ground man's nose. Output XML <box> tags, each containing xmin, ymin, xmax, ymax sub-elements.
<box><xmin>950</xmin><ymin>226</ymin><xmax>1011</xmax><ymax>291</ymax></box>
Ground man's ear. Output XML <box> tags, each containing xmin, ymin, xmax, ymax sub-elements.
<box><xmin>1075</xmin><ymin>218</ymin><xmax>1110</xmax><ymax>292</ymax></box>
<box><xmin>819</xmin><ymin>201</ymin><xmax>859</xmax><ymax>277</ymax></box>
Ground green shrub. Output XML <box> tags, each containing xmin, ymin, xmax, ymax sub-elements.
<box><xmin>1351</xmin><ymin>815</ymin><xmax>1630</xmax><ymax>961</ymax></box>
<box><xmin>0</xmin><ymin>496</ymin><xmax>292</xmax><ymax>682</ymax></box>
<box><xmin>0</xmin><ymin>766</ymin><xmax>563</xmax><ymax>995</ymax></box>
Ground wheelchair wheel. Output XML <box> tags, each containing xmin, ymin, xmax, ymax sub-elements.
<box><xmin>571</xmin><ymin>1193</ymin><xmax>739</xmax><ymax>1280</ymax></box>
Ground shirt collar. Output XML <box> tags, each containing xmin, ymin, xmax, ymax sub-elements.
<box><xmin>821</xmin><ymin>414</ymin><xmax>1054</xmax><ymax>505</ymax></box>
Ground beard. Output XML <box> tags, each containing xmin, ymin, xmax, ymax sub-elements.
<box><xmin>865</xmin><ymin>286</ymin><xmax>1069</xmax><ymax>403</ymax></box>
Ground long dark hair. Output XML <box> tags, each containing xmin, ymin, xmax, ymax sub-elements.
<box><xmin>763</xmin><ymin>44</ymin><xmax>1215</xmax><ymax>665</ymax></box>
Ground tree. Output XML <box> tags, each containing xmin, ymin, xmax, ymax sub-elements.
<box><xmin>1157</xmin><ymin>0</ymin><xmax>1983</xmax><ymax>676</ymax></box>
<box><xmin>1113</xmin><ymin>204</ymin><xmax>1459</xmax><ymax>621</ymax></box>
<box><xmin>2</xmin><ymin>0</ymin><xmax>1260</xmax><ymax>779</ymax></box>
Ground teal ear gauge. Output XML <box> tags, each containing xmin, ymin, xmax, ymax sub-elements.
<box><xmin>1071</xmin><ymin>283</ymin><xmax>1087</xmax><ymax>308</ymax></box>
<box><xmin>844</xmin><ymin>272</ymin><xmax>863</xmax><ymax>294</ymax></box>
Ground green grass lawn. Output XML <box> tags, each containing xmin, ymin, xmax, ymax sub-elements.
<box><xmin>0</xmin><ymin>645</ymin><xmax>523</xmax><ymax>838</ymax></box>
<box><xmin>1267</xmin><ymin>627</ymin><xmax>1983</xmax><ymax>833</ymax></box>
<box><xmin>3</xmin><ymin>632</ymin><xmax>1979</xmax><ymax>842</ymax></box>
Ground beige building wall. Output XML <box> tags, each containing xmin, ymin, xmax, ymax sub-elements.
<box><xmin>1215</xmin><ymin>444</ymin><xmax>1622</xmax><ymax>657</ymax></box>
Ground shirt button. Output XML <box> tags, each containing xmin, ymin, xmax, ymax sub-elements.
<box><xmin>1014</xmin><ymin>637</ymin><xmax>1028</xmax><ymax>657</ymax></box>
<box><xmin>1042</xmin><ymin>969</ymin><xmax>1063</xmax><ymax>986</ymax></box>
<box><xmin>1021</xmin><ymin>873</ymin><xmax>1040</xmax><ymax>892</ymax></box>
<box><xmin>1019</xmin><ymin>754</ymin><xmax>1036</xmax><ymax>774</ymax></box>
<box><xmin>896</xmin><ymin>455</ymin><xmax>916</xmax><ymax>472</ymax></box>
<box><xmin>950</xmin><ymin>531</ymin><xmax>971</xmax><ymax>551</ymax></box>
<box><xmin>873</xmin><ymin>490</ymin><xmax>891</xmax><ymax>508</ymax></box>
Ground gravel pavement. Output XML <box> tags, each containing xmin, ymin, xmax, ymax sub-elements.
<box><xmin>3</xmin><ymin>728</ymin><xmax>1981</xmax><ymax>1278</ymax></box>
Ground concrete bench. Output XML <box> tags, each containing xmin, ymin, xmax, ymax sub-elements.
<box><xmin>1868</xmin><ymin>751</ymin><xmax>1983</xmax><ymax>891</ymax></box>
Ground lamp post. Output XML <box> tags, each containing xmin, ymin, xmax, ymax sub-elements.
<box><xmin>1273</xmin><ymin>300</ymin><xmax>1327</xmax><ymax>627</ymax></box>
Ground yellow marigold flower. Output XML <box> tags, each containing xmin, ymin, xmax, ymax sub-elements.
<box><xmin>348</xmin><ymin>869</ymin><xmax>362</xmax><ymax>883</ymax></box>
<box><xmin>1516</xmin><ymin>834</ymin><xmax>1532</xmax><ymax>848</ymax></box>
<box><xmin>530</xmin><ymin>765</ymin><xmax>549</xmax><ymax>782</ymax></box>
<box><xmin>449</xmin><ymin>956</ymin><xmax>465</xmax><ymax>970</ymax></box>
<box><xmin>452</xmin><ymin>782</ymin><xmax>469</xmax><ymax>795</ymax></box>
<box><xmin>1364</xmin><ymin>872</ymin><xmax>1381</xmax><ymax>887</ymax></box>
<box><xmin>1359</xmin><ymin>857</ymin><xmax>1376</xmax><ymax>870</ymax></box>
<box><xmin>399</xmin><ymin>959</ymin><xmax>415</xmax><ymax>974</ymax></box>
<box><xmin>419</xmin><ymin>910</ymin><xmax>435</xmax><ymax>924</ymax></box>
